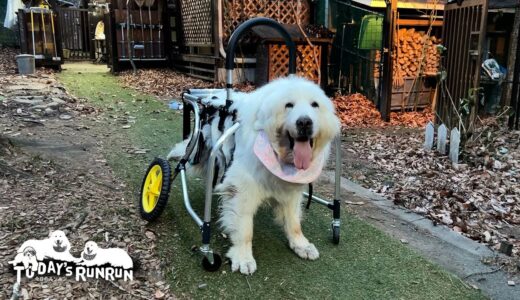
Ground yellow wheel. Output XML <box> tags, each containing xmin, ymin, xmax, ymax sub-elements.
<box><xmin>139</xmin><ymin>158</ymin><xmax>172</xmax><ymax>221</ymax></box>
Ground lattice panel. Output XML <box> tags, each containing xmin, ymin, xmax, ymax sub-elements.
<box><xmin>268</xmin><ymin>44</ymin><xmax>321</xmax><ymax>83</ymax></box>
<box><xmin>179</xmin><ymin>0</ymin><xmax>213</xmax><ymax>46</ymax></box>
<box><xmin>223</xmin><ymin>0</ymin><xmax>310</xmax><ymax>41</ymax></box>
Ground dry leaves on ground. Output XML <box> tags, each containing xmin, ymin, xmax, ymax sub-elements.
<box><xmin>341</xmin><ymin>122</ymin><xmax>520</xmax><ymax>269</ymax></box>
<box><xmin>0</xmin><ymin>49</ymin><xmax>172</xmax><ymax>299</ymax></box>
<box><xmin>119</xmin><ymin>69</ymin><xmax>256</xmax><ymax>100</ymax></box>
<box><xmin>0</xmin><ymin>47</ymin><xmax>18</xmax><ymax>75</ymax></box>
<box><xmin>333</xmin><ymin>93</ymin><xmax>433</xmax><ymax>128</ymax></box>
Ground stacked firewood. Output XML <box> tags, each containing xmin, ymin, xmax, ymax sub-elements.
<box><xmin>374</xmin><ymin>29</ymin><xmax>441</xmax><ymax>87</ymax></box>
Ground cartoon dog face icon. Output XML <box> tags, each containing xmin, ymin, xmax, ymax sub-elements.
<box><xmin>49</xmin><ymin>230</ymin><xmax>69</xmax><ymax>253</ymax></box>
<box><xmin>80</xmin><ymin>241</ymin><xmax>133</xmax><ymax>269</ymax></box>
<box><xmin>9</xmin><ymin>246</ymin><xmax>39</xmax><ymax>272</ymax></box>
<box><xmin>22</xmin><ymin>247</ymin><xmax>38</xmax><ymax>271</ymax></box>
<box><xmin>82</xmin><ymin>241</ymin><xmax>98</xmax><ymax>261</ymax></box>
<box><xmin>9</xmin><ymin>230</ymin><xmax>79</xmax><ymax>267</ymax></box>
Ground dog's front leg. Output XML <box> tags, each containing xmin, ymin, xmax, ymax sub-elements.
<box><xmin>220</xmin><ymin>185</ymin><xmax>261</xmax><ymax>275</ymax></box>
<box><xmin>277</xmin><ymin>193</ymin><xmax>319</xmax><ymax>260</ymax></box>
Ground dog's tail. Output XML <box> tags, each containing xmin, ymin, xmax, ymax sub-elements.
<box><xmin>167</xmin><ymin>116</ymin><xmax>235</xmax><ymax>183</ymax></box>
<box><xmin>167</xmin><ymin>138</ymin><xmax>189</xmax><ymax>160</ymax></box>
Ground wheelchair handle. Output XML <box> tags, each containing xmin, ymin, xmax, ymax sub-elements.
<box><xmin>225</xmin><ymin>17</ymin><xmax>296</xmax><ymax>106</ymax></box>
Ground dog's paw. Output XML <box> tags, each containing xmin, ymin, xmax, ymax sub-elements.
<box><xmin>227</xmin><ymin>248</ymin><xmax>257</xmax><ymax>275</ymax></box>
<box><xmin>292</xmin><ymin>243</ymin><xmax>319</xmax><ymax>260</ymax></box>
<box><xmin>231</xmin><ymin>257</ymin><xmax>257</xmax><ymax>275</ymax></box>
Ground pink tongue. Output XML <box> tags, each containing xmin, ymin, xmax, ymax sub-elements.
<box><xmin>293</xmin><ymin>141</ymin><xmax>312</xmax><ymax>170</ymax></box>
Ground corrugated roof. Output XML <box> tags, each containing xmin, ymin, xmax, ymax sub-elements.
<box><xmin>351</xmin><ymin>0</ymin><xmax>446</xmax><ymax>9</ymax></box>
<box><xmin>351</xmin><ymin>0</ymin><xmax>519</xmax><ymax>10</ymax></box>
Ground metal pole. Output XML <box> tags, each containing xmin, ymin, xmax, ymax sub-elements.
<box><xmin>204</xmin><ymin>122</ymin><xmax>241</xmax><ymax>223</ymax></box>
<box><xmin>41</xmin><ymin>11</ymin><xmax>48</xmax><ymax>56</ymax></box>
<box><xmin>337</xmin><ymin>23</ymin><xmax>346</xmax><ymax>91</ymax></box>
<box><xmin>180</xmin><ymin>169</ymin><xmax>203</xmax><ymax>227</ymax></box>
<box><xmin>334</xmin><ymin>135</ymin><xmax>341</xmax><ymax>200</ymax></box>
<box><xmin>30</xmin><ymin>10</ymin><xmax>36</xmax><ymax>56</ymax></box>
<box><xmin>50</xmin><ymin>11</ymin><xmax>58</xmax><ymax>59</ymax></box>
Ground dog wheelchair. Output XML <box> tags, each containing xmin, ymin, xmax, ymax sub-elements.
<box><xmin>139</xmin><ymin>18</ymin><xmax>342</xmax><ymax>272</ymax></box>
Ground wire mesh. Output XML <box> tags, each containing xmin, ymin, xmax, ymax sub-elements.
<box><xmin>329</xmin><ymin>0</ymin><xmax>384</xmax><ymax>103</ymax></box>
<box><xmin>179</xmin><ymin>0</ymin><xmax>213</xmax><ymax>47</ymax></box>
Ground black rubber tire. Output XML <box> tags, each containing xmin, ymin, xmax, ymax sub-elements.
<box><xmin>139</xmin><ymin>158</ymin><xmax>172</xmax><ymax>222</ymax></box>
<box><xmin>202</xmin><ymin>253</ymin><xmax>222</xmax><ymax>272</ymax></box>
<box><xmin>332</xmin><ymin>225</ymin><xmax>340</xmax><ymax>244</ymax></box>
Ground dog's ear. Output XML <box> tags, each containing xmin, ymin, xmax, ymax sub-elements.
<box><xmin>254</xmin><ymin>110</ymin><xmax>267</xmax><ymax>130</ymax></box>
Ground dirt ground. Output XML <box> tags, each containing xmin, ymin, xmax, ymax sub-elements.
<box><xmin>0</xmin><ymin>70</ymin><xmax>172</xmax><ymax>298</ymax></box>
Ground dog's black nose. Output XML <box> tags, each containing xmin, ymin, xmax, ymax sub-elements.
<box><xmin>296</xmin><ymin>116</ymin><xmax>313</xmax><ymax>139</ymax></box>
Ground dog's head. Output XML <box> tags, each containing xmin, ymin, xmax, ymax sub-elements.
<box><xmin>82</xmin><ymin>241</ymin><xmax>98</xmax><ymax>260</ymax></box>
<box><xmin>23</xmin><ymin>246</ymin><xmax>36</xmax><ymax>259</ymax></box>
<box><xmin>254</xmin><ymin>77</ymin><xmax>340</xmax><ymax>170</ymax></box>
<box><xmin>48</xmin><ymin>230</ymin><xmax>70</xmax><ymax>253</ymax></box>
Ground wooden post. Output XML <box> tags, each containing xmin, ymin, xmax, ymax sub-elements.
<box><xmin>503</xmin><ymin>8</ymin><xmax>520</xmax><ymax>108</ymax></box>
<box><xmin>380</xmin><ymin>0</ymin><xmax>397</xmax><ymax>122</ymax></box>
<box><xmin>509</xmin><ymin>8</ymin><xmax>520</xmax><ymax>129</ymax></box>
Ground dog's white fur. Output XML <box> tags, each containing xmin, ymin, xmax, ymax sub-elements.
<box><xmin>171</xmin><ymin>76</ymin><xmax>340</xmax><ymax>275</ymax></box>
<box><xmin>9</xmin><ymin>246</ymin><xmax>39</xmax><ymax>271</ymax></box>
<box><xmin>78</xmin><ymin>241</ymin><xmax>133</xmax><ymax>269</ymax></box>
<box><xmin>9</xmin><ymin>230</ymin><xmax>77</xmax><ymax>267</ymax></box>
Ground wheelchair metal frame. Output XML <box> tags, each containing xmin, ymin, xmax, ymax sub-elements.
<box><xmin>166</xmin><ymin>18</ymin><xmax>342</xmax><ymax>269</ymax></box>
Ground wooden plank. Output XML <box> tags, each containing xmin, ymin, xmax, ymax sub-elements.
<box><xmin>184</xmin><ymin>64</ymin><xmax>216</xmax><ymax>73</ymax></box>
<box><xmin>178</xmin><ymin>53</ymin><xmax>218</xmax><ymax>64</ymax></box>
<box><xmin>397</xmin><ymin>19</ymin><xmax>443</xmax><ymax>27</ymax></box>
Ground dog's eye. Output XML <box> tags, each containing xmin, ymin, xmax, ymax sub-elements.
<box><xmin>285</xmin><ymin>102</ymin><xmax>294</xmax><ymax>109</ymax></box>
<box><xmin>311</xmin><ymin>101</ymin><xmax>319</xmax><ymax>108</ymax></box>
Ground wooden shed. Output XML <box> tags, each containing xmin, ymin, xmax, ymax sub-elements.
<box><xmin>328</xmin><ymin>0</ymin><xmax>446</xmax><ymax>118</ymax></box>
<box><xmin>173</xmin><ymin>0</ymin><xmax>326</xmax><ymax>85</ymax></box>
<box><xmin>252</xmin><ymin>24</ymin><xmax>331</xmax><ymax>88</ymax></box>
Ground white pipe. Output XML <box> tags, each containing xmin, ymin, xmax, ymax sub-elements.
<box><xmin>324</xmin><ymin>0</ymin><xmax>329</xmax><ymax>28</ymax></box>
<box><xmin>217</xmin><ymin>0</ymin><xmax>255</xmax><ymax>63</ymax></box>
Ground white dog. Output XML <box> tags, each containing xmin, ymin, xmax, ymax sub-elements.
<box><xmin>9</xmin><ymin>246</ymin><xmax>38</xmax><ymax>271</ymax></box>
<box><xmin>78</xmin><ymin>241</ymin><xmax>133</xmax><ymax>269</ymax></box>
<box><xmin>9</xmin><ymin>230</ymin><xmax>77</xmax><ymax>267</ymax></box>
<box><xmin>170</xmin><ymin>76</ymin><xmax>340</xmax><ymax>274</ymax></box>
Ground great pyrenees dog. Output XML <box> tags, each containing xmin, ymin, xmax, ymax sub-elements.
<box><xmin>9</xmin><ymin>230</ymin><xmax>77</xmax><ymax>267</ymax></box>
<box><xmin>78</xmin><ymin>241</ymin><xmax>133</xmax><ymax>269</ymax></box>
<box><xmin>170</xmin><ymin>76</ymin><xmax>340</xmax><ymax>275</ymax></box>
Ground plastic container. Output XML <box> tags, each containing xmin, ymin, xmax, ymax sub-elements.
<box><xmin>16</xmin><ymin>54</ymin><xmax>35</xmax><ymax>75</ymax></box>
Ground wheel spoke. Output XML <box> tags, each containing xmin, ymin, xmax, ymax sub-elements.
<box><xmin>152</xmin><ymin>178</ymin><xmax>162</xmax><ymax>194</ymax></box>
<box><xmin>151</xmin><ymin>169</ymin><xmax>157</xmax><ymax>183</ymax></box>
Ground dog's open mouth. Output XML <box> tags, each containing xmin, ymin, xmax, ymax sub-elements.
<box><xmin>83</xmin><ymin>252</ymin><xmax>97</xmax><ymax>260</ymax></box>
<box><xmin>287</xmin><ymin>132</ymin><xmax>314</xmax><ymax>170</ymax></box>
<box><xmin>53</xmin><ymin>245</ymin><xmax>67</xmax><ymax>253</ymax></box>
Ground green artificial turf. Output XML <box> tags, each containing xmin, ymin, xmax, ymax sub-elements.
<box><xmin>58</xmin><ymin>63</ymin><xmax>486</xmax><ymax>300</ymax></box>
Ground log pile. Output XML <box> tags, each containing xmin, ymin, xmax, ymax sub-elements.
<box><xmin>333</xmin><ymin>93</ymin><xmax>433</xmax><ymax>128</ymax></box>
<box><xmin>374</xmin><ymin>29</ymin><xmax>441</xmax><ymax>87</ymax></box>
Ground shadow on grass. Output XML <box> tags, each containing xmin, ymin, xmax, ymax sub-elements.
<box><xmin>58</xmin><ymin>63</ymin><xmax>486</xmax><ymax>300</ymax></box>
